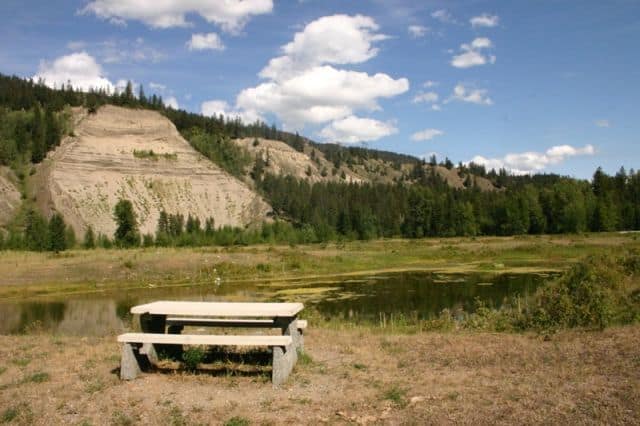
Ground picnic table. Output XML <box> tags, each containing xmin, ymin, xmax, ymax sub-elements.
<box><xmin>117</xmin><ymin>301</ymin><xmax>305</xmax><ymax>386</ymax></box>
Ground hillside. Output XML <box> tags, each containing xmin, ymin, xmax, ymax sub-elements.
<box><xmin>235</xmin><ymin>137</ymin><xmax>496</xmax><ymax>189</ymax></box>
<box><xmin>34</xmin><ymin>105</ymin><xmax>271</xmax><ymax>238</ymax></box>
<box><xmin>0</xmin><ymin>167</ymin><xmax>20</xmax><ymax>226</ymax></box>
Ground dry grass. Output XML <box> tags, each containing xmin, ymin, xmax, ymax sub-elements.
<box><xmin>0</xmin><ymin>326</ymin><xmax>638</xmax><ymax>425</ymax></box>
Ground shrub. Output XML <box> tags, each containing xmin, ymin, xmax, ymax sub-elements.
<box><xmin>523</xmin><ymin>252</ymin><xmax>640</xmax><ymax>331</ymax></box>
<box><xmin>182</xmin><ymin>347</ymin><xmax>205</xmax><ymax>371</ymax></box>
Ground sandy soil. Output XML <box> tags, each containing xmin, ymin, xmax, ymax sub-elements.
<box><xmin>0</xmin><ymin>167</ymin><xmax>20</xmax><ymax>226</ymax></box>
<box><xmin>37</xmin><ymin>106</ymin><xmax>271</xmax><ymax>238</ymax></box>
<box><xmin>0</xmin><ymin>326</ymin><xmax>638</xmax><ymax>425</ymax></box>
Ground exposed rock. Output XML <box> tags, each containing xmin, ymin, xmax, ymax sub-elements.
<box><xmin>38</xmin><ymin>105</ymin><xmax>271</xmax><ymax>238</ymax></box>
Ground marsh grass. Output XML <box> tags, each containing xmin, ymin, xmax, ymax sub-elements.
<box><xmin>2</xmin><ymin>234</ymin><xmax>636</xmax><ymax>300</ymax></box>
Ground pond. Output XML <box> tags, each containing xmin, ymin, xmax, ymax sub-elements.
<box><xmin>0</xmin><ymin>271</ymin><xmax>554</xmax><ymax>335</ymax></box>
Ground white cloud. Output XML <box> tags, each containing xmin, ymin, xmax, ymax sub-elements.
<box><xmin>595</xmin><ymin>119</ymin><xmax>610</xmax><ymax>128</ymax></box>
<box><xmin>260</xmin><ymin>14</ymin><xmax>389</xmax><ymax>80</ymax></box>
<box><xmin>149</xmin><ymin>82</ymin><xmax>166</xmax><ymax>91</ymax></box>
<box><xmin>469</xmin><ymin>144</ymin><xmax>595</xmax><ymax>174</ymax></box>
<box><xmin>238</xmin><ymin>65</ymin><xmax>408</xmax><ymax>129</ymax></box>
<box><xmin>431</xmin><ymin>9</ymin><xmax>455</xmax><ymax>24</ymax></box>
<box><xmin>234</xmin><ymin>14</ymin><xmax>408</xmax><ymax>131</ymax></box>
<box><xmin>81</xmin><ymin>0</ymin><xmax>273</xmax><ymax>33</ymax></box>
<box><xmin>187</xmin><ymin>33</ymin><xmax>225</xmax><ymax>51</ymax></box>
<box><xmin>408</xmin><ymin>25</ymin><xmax>428</xmax><ymax>38</ymax></box>
<box><xmin>100</xmin><ymin>39</ymin><xmax>166</xmax><ymax>64</ymax></box>
<box><xmin>201</xmin><ymin>99</ymin><xmax>263</xmax><ymax>124</ymax></box>
<box><xmin>67</xmin><ymin>40</ymin><xmax>86</xmax><ymax>51</ymax></box>
<box><xmin>447</xmin><ymin>83</ymin><xmax>493</xmax><ymax>105</ymax></box>
<box><xmin>33</xmin><ymin>52</ymin><xmax>114</xmax><ymax>92</ymax></box>
<box><xmin>165</xmin><ymin>96</ymin><xmax>179</xmax><ymax>109</ymax></box>
<box><xmin>470</xmin><ymin>14</ymin><xmax>499</xmax><ymax>28</ymax></box>
<box><xmin>411</xmin><ymin>128</ymin><xmax>444</xmax><ymax>142</ymax></box>
<box><xmin>451</xmin><ymin>37</ymin><xmax>495</xmax><ymax>68</ymax></box>
<box><xmin>319</xmin><ymin>115</ymin><xmax>397</xmax><ymax>143</ymax></box>
<box><xmin>413</xmin><ymin>91</ymin><xmax>439</xmax><ymax>104</ymax></box>
<box><xmin>423</xmin><ymin>80</ymin><xmax>438</xmax><ymax>88</ymax></box>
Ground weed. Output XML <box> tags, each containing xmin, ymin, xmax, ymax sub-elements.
<box><xmin>297</xmin><ymin>350</ymin><xmax>313</xmax><ymax>366</ymax></box>
<box><xmin>168</xmin><ymin>406</ymin><xmax>187</xmax><ymax>426</ymax></box>
<box><xmin>382</xmin><ymin>385</ymin><xmax>408</xmax><ymax>408</ymax></box>
<box><xmin>84</xmin><ymin>378</ymin><xmax>105</xmax><ymax>394</ymax></box>
<box><xmin>111</xmin><ymin>410</ymin><xmax>133</xmax><ymax>426</ymax></box>
<box><xmin>12</xmin><ymin>358</ymin><xmax>31</xmax><ymax>367</ymax></box>
<box><xmin>0</xmin><ymin>367</ymin><xmax>6</xmax><ymax>375</ymax></box>
<box><xmin>1</xmin><ymin>403</ymin><xmax>31</xmax><ymax>424</ymax></box>
<box><xmin>182</xmin><ymin>346</ymin><xmax>206</xmax><ymax>371</ymax></box>
<box><xmin>352</xmin><ymin>363</ymin><xmax>368</xmax><ymax>371</ymax></box>
<box><xmin>224</xmin><ymin>416</ymin><xmax>250</xmax><ymax>426</ymax></box>
<box><xmin>24</xmin><ymin>371</ymin><xmax>49</xmax><ymax>383</ymax></box>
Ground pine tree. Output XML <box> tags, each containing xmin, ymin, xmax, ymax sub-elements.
<box><xmin>44</xmin><ymin>106</ymin><xmax>60</xmax><ymax>150</ymax></box>
<box><xmin>31</xmin><ymin>104</ymin><xmax>46</xmax><ymax>163</ymax></box>
<box><xmin>83</xmin><ymin>226</ymin><xmax>96</xmax><ymax>249</ymax></box>
<box><xmin>24</xmin><ymin>208</ymin><xmax>48</xmax><ymax>251</ymax></box>
<box><xmin>48</xmin><ymin>213</ymin><xmax>67</xmax><ymax>252</ymax></box>
<box><xmin>113</xmin><ymin>199</ymin><xmax>140</xmax><ymax>247</ymax></box>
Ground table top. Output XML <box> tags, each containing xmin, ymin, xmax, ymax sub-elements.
<box><xmin>130</xmin><ymin>301</ymin><xmax>304</xmax><ymax>317</ymax></box>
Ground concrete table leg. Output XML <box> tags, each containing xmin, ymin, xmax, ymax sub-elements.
<box><xmin>138</xmin><ymin>313</ymin><xmax>169</xmax><ymax>363</ymax></box>
<box><xmin>120</xmin><ymin>343</ymin><xmax>141</xmax><ymax>380</ymax></box>
<box><xmin>272</xmin><ymin>344</ymin><xmax>296</xmax><ymax>387</ymax></box>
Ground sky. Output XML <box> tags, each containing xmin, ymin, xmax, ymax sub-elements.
<box><xmin>1</xmin><ymin>0</ymin><xmax>639</xmax><ymax>178</ymax></box>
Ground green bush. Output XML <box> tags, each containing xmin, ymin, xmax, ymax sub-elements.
<box><xmin>523</xmin><ymin>252</ymin><xmax>640</xmax><ymax>331</ymax></box>
<box><xmin>182</xmin><ymin>347</ymin><xmax>205</xmax><ymax>371</ymax></box>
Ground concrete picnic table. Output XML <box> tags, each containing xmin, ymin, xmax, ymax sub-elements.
<box><xmin>119</xmin><ymin>301</ymin><xmax>305</xmax><ymax>385</ymax></box>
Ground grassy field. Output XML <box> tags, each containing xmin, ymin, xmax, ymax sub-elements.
<box><xmin>1</xmin><ymin>233</ymin><xmax>639</xmax><ymax>424</ymax></box>
<box><xmin>0</xmin><ymin>326</ymin><xmax>638</xmax><ymax>425</ymax></box>
<box><xmin>0</xmin><ymin>233</ymin><xmax>638</xmax><ymax>300</ymax></box>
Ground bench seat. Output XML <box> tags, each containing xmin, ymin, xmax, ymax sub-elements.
<box><xmin>118</xmin><ymin>332</ymin><xmax>291</xmax><ymax>346</ymax></box>
<box><xmin>164</xmin><ymin>317</ymin><xmax>308</xmax><ymax>330</ymax></box>
<box><xmin>118</xmin><ymin>332</ymin><xmax>297</xmax><ymax>386</ymax></box>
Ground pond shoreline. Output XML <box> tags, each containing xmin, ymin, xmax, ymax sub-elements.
<box><xmin>0</xmin><ymin>233</ymin><xmax>634</xmax><ymax>300</ymax></box>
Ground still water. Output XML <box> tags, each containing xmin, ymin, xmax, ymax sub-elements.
<box><xmin>0</xmin><ymin>271</ymin><xmax>553</xmax><ymax>335</ymax></box>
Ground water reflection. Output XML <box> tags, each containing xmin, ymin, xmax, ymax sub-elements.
<box><xmin>0</xmin><ymin>271</ymin><xmax>553</xmax><ymax>335</ymax></box>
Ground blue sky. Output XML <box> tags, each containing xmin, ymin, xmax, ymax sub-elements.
<box><xmin>1</xmin><ymin>0</ymin><xmax>639</xmax><ymax>178</ymax></box>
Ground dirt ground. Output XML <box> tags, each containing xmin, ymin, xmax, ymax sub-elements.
<box><xmin>1</xmin><ymin>326</ymin><xmax>638</xmax><ymax>425</ymax></box>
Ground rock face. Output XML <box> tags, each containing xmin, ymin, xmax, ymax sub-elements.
<box><xmin>41</xmin><ymin>105</ymin><xmax>271</xmax><ymax>238</ymax></box>
<box><xmin>0</xmin><ymin>167</ymin><xmax>20</xmax><ymax>227</ymax></box>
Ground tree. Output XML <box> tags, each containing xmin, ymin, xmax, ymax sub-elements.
<box><xmin>31</xmin><ymin>104</ymin><xmax>46</xmax><ymax>163</ymax></box>
<box><xmin>83</xmin><ymin>226</ymin><xmax>96</xmax><ymax>249</ymax></box>
<box><xmin>48</xmin><ymin>213</ymin><xmax>67</xmax><ymax>252</ymax></box>
<box><xmin>24</xmin><ymin>208</ymin><xmax>48</xmax><ymax>251</ymax></box>
<box><xmin>113</xmin><ymin>199</ymin><xmax>140</xmax><ymax>247</ymax></box>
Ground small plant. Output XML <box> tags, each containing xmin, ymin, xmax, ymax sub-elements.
<box><xmin>352</xmin><ymin>363</ymin><xmax>367</xmax><ymax>371</ymax></box>
<box><xmin>1</xmin><ymin>407</ymin><xmax>18</xmax><ymax>423</ymax></box>
<box><xmin>1</xmin><ymin>403</ymin><xmax>32</xmax><ymax>424</ymax></box>
<box><xmin>84</xmin><ymin>378</ymin><xmax>105</xmax><ymax>394</ymax></box>
<box><xmin>382</xmin><ymin>385</ymin><xmax>407</xmax><ymax>408</ymax></box>
<box><xmin>0</xmin><ymin>366</ymin><xmax>6</xmax><ymax>375</ymax></box>
<box><xmin>25</xmin><ymin>371</ymin><xmax>50</xmax><ymax>383</ymax></box>
<box><xmin>224</xmin><ymin>416</ymin><xmax>250</xmax><ymax>426</ymax></box>
<box><xmin>168</xmin><ymin>406</ymin><xmax>187</xmax><ymax>426</ymax></box>
<box><xmin>111</xmin><ymin>410</ymin><xmax>134</xmax><ymax>426</ymax></box>
<box><xmin>182</xmin><ymin>347</ymin><xmax>206</xmax><ymax>371</ymax></box>
<box><xmin>297</xmin><ymin>350</ymin><xmax>313</xmax><ymax>366</ymax></box>
<box><xmin>12</xmin><ymin>357</ymin><xmax>31</xmax><ymax>367</ymax></box>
